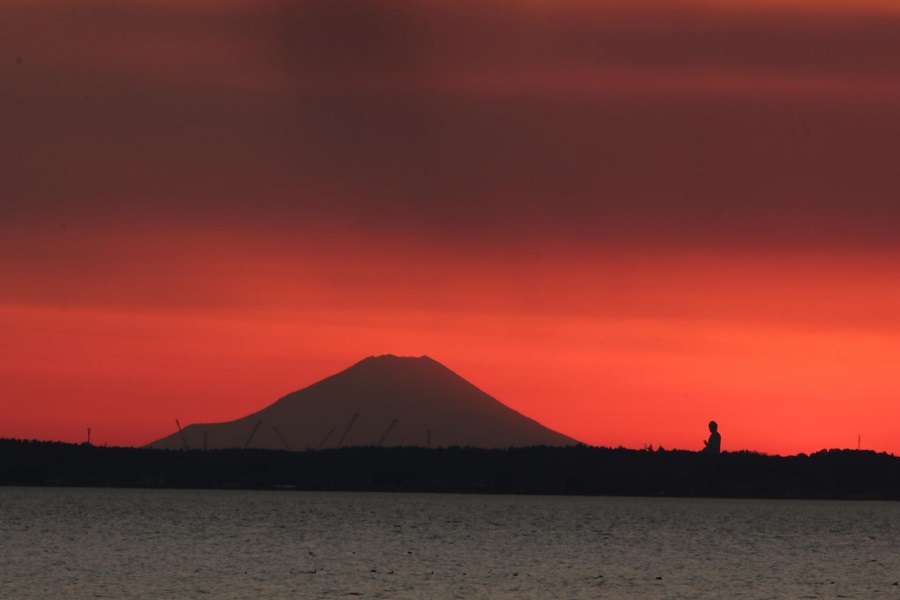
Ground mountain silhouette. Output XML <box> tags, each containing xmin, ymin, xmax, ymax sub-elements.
<box><xmin>147</xmin><ymin>355</ymin><xmax>579</xmax><ymax>450</ymax></box>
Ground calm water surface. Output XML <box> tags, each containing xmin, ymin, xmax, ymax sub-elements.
<box><xmin>1</xmin><ymin>487</ymin><xmax>898</xmax><ymax>599</ymax></box>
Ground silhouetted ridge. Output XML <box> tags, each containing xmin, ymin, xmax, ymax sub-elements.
<box><xmin>8</xmin><ymin>441</ymin><xmax>900</xmax><ymax>500</ymax></box>
<box><xmin>148</xmin><ymin>355</ymin><xmax>578</xmax><ymax>450</ymax></box>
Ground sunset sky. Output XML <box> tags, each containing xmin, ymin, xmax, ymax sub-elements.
<box><xmin>3</xmin><ymin>0</ymin><xmax>899</xmax><ymax>455</ymax></box>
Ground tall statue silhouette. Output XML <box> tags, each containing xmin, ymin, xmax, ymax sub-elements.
<box><xmin>702</xmin><ymin>420</ymin><xmax>721</xmax><ymax>454</ymax></box>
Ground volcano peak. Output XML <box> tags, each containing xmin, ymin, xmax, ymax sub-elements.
<box><xmin>148</xmin><ymin>356</ymin><xmax>578</xmax><ymax>450</ymax></box>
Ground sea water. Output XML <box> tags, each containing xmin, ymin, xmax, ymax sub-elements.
<box><xmin>1</xmin><ymin>487</ymin><xmax>898</xmax><ymax>599</ymax></box>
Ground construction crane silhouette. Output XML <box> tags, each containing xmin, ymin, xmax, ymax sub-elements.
<box><xmin>316</xmin><ymin>427</ymin><xmax>335</xmax><ymax>450</ymax></box>
<box><xmin>273</xmin><ymin>425</ymin><xmax>291</xmax><ymax>451</ymax></box>
<box><xmin>335</xmin><ymin>413</ymin><xmax>359</xmax><ymax>448</ymax></box>
<box><xmin>175</xmin><ymin>419</ymin><xmax>189</xmax><ymax>450</ymax></box>
<box><xmin>377</xmin><ymin>419</ymin><xmax>398</xmax><ymax>447</ymax></box>
<box><xmin>243</xmin><ymin>420</ymin><xmax>262</xmax><ymax>449</ymax></box>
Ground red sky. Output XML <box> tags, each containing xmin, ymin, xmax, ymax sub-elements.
<box><xmin>3</xmin><ymin>0</ymin><xmax>899</xmax><ymax>454</ymax></box>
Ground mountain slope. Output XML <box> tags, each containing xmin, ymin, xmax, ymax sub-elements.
<box><xmin>147</xmin><ymin>355</ymin><xmax>579</xmax><ymax>450</ymax></box>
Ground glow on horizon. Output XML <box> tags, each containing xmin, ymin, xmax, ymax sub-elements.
<box><xmin>2</xmin><ymin>228</ymin><xmax>899</xmax><ymax>455</ymax></box>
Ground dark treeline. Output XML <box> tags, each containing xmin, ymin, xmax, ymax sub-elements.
<box><xmin>2</xmin><ymin>438</ymin><xmax>899</xmax><ymax>499</ymax></box>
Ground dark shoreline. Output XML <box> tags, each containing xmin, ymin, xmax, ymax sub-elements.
<box><xmin>2</xmin><ymin>438</ymin><xmax>898</xmax><ymax>500</ymax></box>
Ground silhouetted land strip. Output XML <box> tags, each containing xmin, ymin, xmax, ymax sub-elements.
<box><xmin>2</xmin><ymin>439</ymin><xmax>899</xmax><ymax>500</ymax></box>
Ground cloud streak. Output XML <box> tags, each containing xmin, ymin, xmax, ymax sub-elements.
<box><xmin>3</xmin><ymin>0</ymin><xmax>900</xmax><ymax>247</ymax></box>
